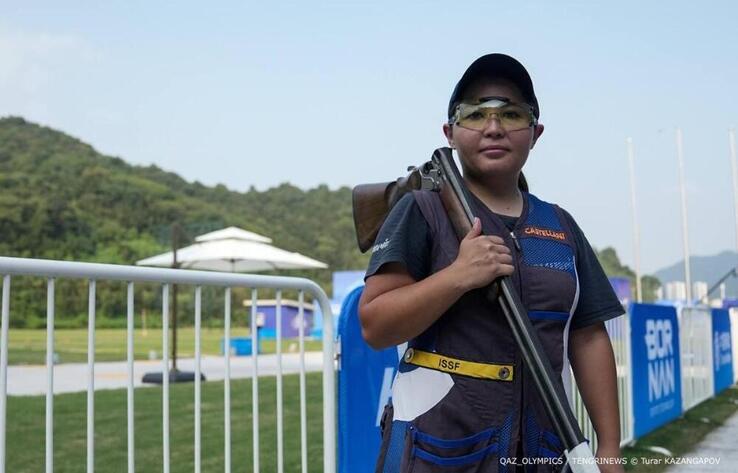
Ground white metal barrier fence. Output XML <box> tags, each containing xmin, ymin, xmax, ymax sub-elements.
<box><xmin>679</xmin><ymin>307</ymin><xmax>714</xmax><ymax>410</ymax></box>
<box><xmin>569</xmin><ymin>309</ymin><xmax>634</xmax><ymax>450</ymax></box>
<box><xmin>730</xmin><ymin>307</ymin><xmax>738</xmax><ymax>382</ymax></box>
<box><xmin>0</xmin><ymin>256</ymin><xmax>336</xmax><ymax>473</ymax></box>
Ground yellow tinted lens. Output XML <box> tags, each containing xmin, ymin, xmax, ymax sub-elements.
<box><xmin>498</xmin><ymin>105</ymin><xmax>531</xmax><ymax>130</ymax></box>
<box><xmin>457</xmin><ymin>107</ymin><xmax>489</xmax><ymax>130</ymax></box>
<box><xmin>455</xmin><ymin>103</ymin><xmax>532</xmax><ymax>131</ymax></box>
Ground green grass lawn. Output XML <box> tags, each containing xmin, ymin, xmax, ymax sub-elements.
<box><xmin>622</xmin><ymin>385</ymin><xmax>738</xmax><ymax>472</ymax></box>
<box><xmin>7</xmin><ymin>328</ymin><xmax>323</xmax><ymax>365</ymax></box>
<box><xmin>7</xmin><ymin>372</ymin><xmax>325</xmax><ymax>473</ymax></box>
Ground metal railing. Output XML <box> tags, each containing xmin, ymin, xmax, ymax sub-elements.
<box><xmin>0</xmin><ymin>256</ymin><xmax>336</xmax><ymax>473</ymax></box>
<box><xmin>731</xmin><ymin>308</ymin><xmax>738</xmax><ymax>384</ymax></box>
<box><xmin>608</xmin><ymin>310</ymin><xmax>634</xmax><ymax>446</ymax></box>
<box><xmin>569</xmin><ymin>309</ymin><xmax>634</xmax><ymax>449</ymax></box>
<box><xmin>679</xmin><ymin>306</ymin><xmax>714</xmax><ymax>411</ymax></box>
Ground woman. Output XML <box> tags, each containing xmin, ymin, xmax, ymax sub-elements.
<box><xmin>359</xmin><ymin>54</ymin><xmax>625</xmax><ymax>473</ymax></box>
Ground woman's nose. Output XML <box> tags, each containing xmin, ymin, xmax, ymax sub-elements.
<box><xmin>483</xmin><ymin>117</ymin><xmax>506</xmax><ymax>138</ymax></box>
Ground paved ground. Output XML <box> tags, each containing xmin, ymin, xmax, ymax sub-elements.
<box><xmin>664</xmin><ymin>407</ymin><xmax>738</xmax><ymax>472</ymax></box>
<box><xmin>7</xmin><ymin>352</ymin><xmax>324</xmax><ymax>396</ymax></box>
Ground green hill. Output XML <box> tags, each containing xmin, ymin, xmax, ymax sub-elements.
<box><xmin>0</xmin><ymin>116</ymin><xmax>368</xmax><ymax>326</ymax></box>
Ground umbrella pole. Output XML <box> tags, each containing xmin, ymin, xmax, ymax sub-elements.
<box><xmin>171</xmin><ymin>223</ymin><xmax>180</xmax><ymax>373</ymax></box>
<box><xmin>172</xmin><ymin>283</ymin><xmax>178</xmax><ymax>371</ymax></box>
<box><xmin>142</xmin><ymin>222</ymin><xmax>213</xmax><ymax>385</ymax></box>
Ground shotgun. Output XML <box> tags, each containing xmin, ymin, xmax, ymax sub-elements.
<box><xmin>351</xmin><ymin>147</ymin><xmax>599</xmax><ymax>473</ymax></box>
<box><xmin>352</xmin><ymin>162</ymin><xmax>440</xmax><ymax>253</ymax></box>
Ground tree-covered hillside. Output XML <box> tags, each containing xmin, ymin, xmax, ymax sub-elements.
<box><xmin>0</xmin><ymin>117</ymin><xmax>369</xmax><ymax>326</ymax></box>
<box><xmin>0</xmin><ymin>116</ymin><xmax>366</xmax><ymax>270</ymax></box>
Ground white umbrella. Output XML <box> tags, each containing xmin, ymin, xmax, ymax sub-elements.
<box><xmin>136</xmin><ymin>226</ymin><xmax>328</xmax><ymax>271</ymax></box>
<box><xmin>136</xmin><ymin>226</ymin><xmax>327</xmax><ymax>383</ymax></box>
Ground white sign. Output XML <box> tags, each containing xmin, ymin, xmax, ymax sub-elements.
<box><xmin>645</xmin><ymin>319</ymin><xmax>675</xmax><ymax>402</ymax></box>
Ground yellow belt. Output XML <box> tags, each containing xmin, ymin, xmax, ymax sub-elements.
<box><xmin>403</xmin><ymin>348</ymin><xmax>514</xmax><ymax>382</ymax></box>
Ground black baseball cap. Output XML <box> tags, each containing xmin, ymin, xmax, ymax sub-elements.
<box><xmin>447</xmin><ymin>53</ymin><xmax>539</xmax><ymax>120</ymax></box>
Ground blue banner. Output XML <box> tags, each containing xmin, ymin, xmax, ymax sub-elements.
<box><xmin>337</xmin><ymin>285</ymin><xmax>399</xmax><ymax>473</ymax></box>
<box><xmin>711</xmin><ymin>309</ymin><xmax>733</xmax><ymax>394</ymax></box>
<box><xmin>630</xmin><ymin>303</ymin><xmax>683</xmax><ymax>438</ymax></box>
<box><xmin>608</xmin><ymin>276</ymin><xmax>632</xmax><ymax>304</ymax></box>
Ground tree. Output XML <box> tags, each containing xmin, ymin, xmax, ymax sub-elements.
<box><xmin>595</xmin><ymin>247</ymin><xmax>661</xmax><ymax>302</ymax></box>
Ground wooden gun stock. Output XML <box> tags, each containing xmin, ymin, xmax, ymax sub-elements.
<box><xmin>352</xmin><ymin>182</ymin><xmax>395</xmax><ymax>253</ymax></box>
<box><xmin>352</xmin><ymin>170</ymin><xmax>424</xmax><ymax>253</ymax></box>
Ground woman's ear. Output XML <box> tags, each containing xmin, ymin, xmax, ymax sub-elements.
<box><xmin>443</xmin><ymin>123</ymin><xmax>455</xmax><ymax>149</ymax></box>
<box><xmin>530</xmin><ymin>124</ymin><xmax>544</xmax><ymax>149</ymax></box>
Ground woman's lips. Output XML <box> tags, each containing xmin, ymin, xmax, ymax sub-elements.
<box><xmin>479</xmin><ymin>146</ymin><xmax>510</xmax><ymax>158</ymax></box>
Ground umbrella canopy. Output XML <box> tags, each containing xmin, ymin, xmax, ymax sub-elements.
<box><xmin>136</xmin><ymin>226</ymin><xmax>328</xmax><ymax>272</ymax></box>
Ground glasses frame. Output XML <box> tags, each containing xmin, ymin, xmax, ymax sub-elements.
<box><xmin>449</xmin><ymin>100</ymin><xmax>538</xmax><ymax>132</ymax></box>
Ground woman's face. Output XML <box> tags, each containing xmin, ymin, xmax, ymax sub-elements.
<box><xmin>443</xmin><ymin>78</ymin><xmax>544</xmax><ymax>184</ymax></box>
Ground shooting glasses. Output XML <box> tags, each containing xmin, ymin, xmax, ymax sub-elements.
<box><xmin>450</xmin><ymin>97</ymin><xmax>537</xmax><ymax>132</ymax></box>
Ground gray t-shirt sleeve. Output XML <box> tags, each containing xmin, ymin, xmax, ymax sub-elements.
<box><xmin>364</xmin><ymin>193</ymin><xmax>431</xmax><ymax>282</ymax></box>
<box><xmin>561</xmin><ymin>209</ymin><xmax>626</xmax><ymax>330</ymax></box>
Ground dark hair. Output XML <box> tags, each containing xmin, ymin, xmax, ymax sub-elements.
<box><xmin>518</xmin><ymin>172</ymin><xmax>529</xmax><ymax>192</ymax></box>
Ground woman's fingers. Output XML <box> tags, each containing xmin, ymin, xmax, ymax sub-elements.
<box><xmin>485</xmin><ymin>242</ymin><xmax>511</xmax><ymax>254</ymax></box>
<box><xmin>495</xmin><ymin>253</ymin><xmax>513</xmax><ymax>265</ymax></box>
<box><xmin>497</xmin><ymin>263</ymin><xmax>515</xmax><ymax>276</ymax></box>
<box><xmin>463</xmin><ymin>217</ymin><xmax>482</xmax><ymax>241</ymax></box>
<box><xmin>485</xmin><ymin>234</ymin><xmax>506</xmax><ymax>245</ymax></box>
<box><xmin>455</xmin><ymin>229</ymin><xmax>518</xmax><ymax>288</ymax></box>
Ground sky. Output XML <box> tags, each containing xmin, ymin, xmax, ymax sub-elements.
<box><xmin>1</xmin><ymin>1</ymin><xmax>737</xmax><ymax>275</ymax></box>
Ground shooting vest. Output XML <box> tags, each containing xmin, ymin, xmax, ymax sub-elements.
<box><xmin>375</xmin><ymin>190</ymin><xmax>580</xmax><ymax>473</ymax></box>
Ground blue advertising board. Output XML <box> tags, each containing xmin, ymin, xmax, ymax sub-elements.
<box><xmin>337</xmin><ymin>285</ymin><xmax>399</xmax><ymax>473</ymax></box>
<box><xmin>630</xmin><ymin>303</ymin><xmax>683</xmax><ymax>438</ymax></box>
<box><xmin>711</xmin><ymin>309</ymin><xmax>733</xmax><ymax>394</ymax></box>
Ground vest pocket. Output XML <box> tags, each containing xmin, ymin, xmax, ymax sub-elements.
<box><xmin>538</xmin><ymin>429</ymin><xmax>564</xmax><ymax>460</ymax></box>
<box><xmin>522</xmin><ymin>408</ymin><xmax>566</xmax><ymax>472</ymax></box>
<box><xmin>374</xmin><ymin>403</ymin><xmax>412</xmax><ymax>473</ymax></box>
<box><xmin>408</xmin><ymin>424</ymin><xmax>501</xmax><ymax>473</ymax></box>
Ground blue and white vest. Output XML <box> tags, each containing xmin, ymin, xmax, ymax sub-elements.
<box><xmin>375</xmin><ymin>190</ymin><xmax>580</xmax><ymax>473</ymax></box>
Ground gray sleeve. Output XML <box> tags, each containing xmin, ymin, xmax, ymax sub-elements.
<box><xmin>364</xmin><ymin>193</ymin><xmax>432</xmax><ymax>282</ymax></box>
<box><xmin>560</xmin><ymin>209</ymin><xmax>625</xmax><ymax>330</ymax></box>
